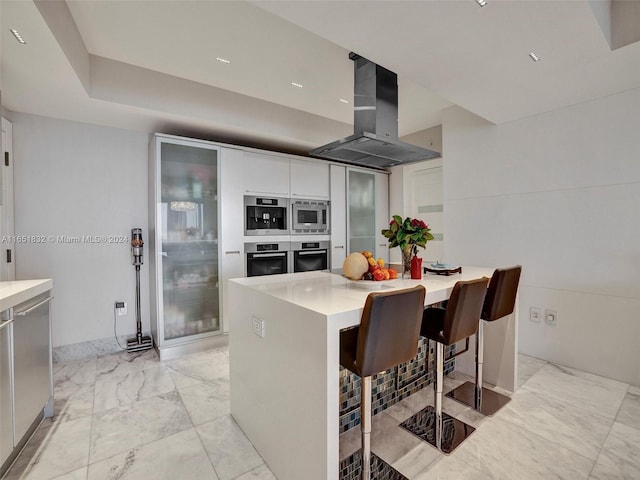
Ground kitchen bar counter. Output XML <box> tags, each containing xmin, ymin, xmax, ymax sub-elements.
<box><xmin>228</xmin><ymin>269</ymin><xmax>518</xmax><ymax>480</ymax></box>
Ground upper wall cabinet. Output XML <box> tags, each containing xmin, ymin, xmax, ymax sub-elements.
<box><xmin>290</xmin><ymin>158</ymin><xmax>330</xmax><ymax>199</ymax></box>
<box><xmin>243</xmin><ymin>152</ymin><xmax>290</xmax><ymax>197</ymax></box>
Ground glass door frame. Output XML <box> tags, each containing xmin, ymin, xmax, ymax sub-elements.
<box><xmin>346</xmin><ymin>167</ymin><xmax>377</xmax><ymax>257</ymax></box>
<box><xmin>152</xmin><ymin>135</ymin><xmax>222</xmax><ymax>347</ymax></box>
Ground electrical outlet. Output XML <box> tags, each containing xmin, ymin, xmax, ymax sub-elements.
<box><xmin>529</xmin><ymin>307</ymin><xmax>541</xmax><ymax>323</ymax></box>
<box><xmin>252</xmin><ymin>316</ymin><xmax>265</xmax><ymax>338</ymax></box>
<box><xmin>115</xmin><ymin>301</ymin><xmax>127</xmax><ymax>316</ymax></box>
<box><xmin>545</xmin><ymin>309</ymin><xmax>557</xmax><ymax>326</ymax></box>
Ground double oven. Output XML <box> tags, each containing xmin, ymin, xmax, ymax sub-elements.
<box><xmin>244</xmin><ymin>195</ymin><xmax>330</xmax><ymax>277</ymax></box>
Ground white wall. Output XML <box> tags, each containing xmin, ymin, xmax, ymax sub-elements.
<box><xmin>12</xmin><ymin>112</ymin><xmax>150</xmax><ymax>347</ymax></box>
<box><xmin>442</xmin><ymin>88</ymin><xmax>640</xmax><ymax>385</ymax></box>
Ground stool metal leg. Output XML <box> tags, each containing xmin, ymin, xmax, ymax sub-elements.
<box><xmin>434</xmin><ymin>341</ymin><xmax>444</xmax><ymax>451</ymax></box>
<box><xmin>361</xmin><ymin>375</ymin><xmax>372</xmax><ymax>480</ymax></box>
<box><xmin>446</xmin><ymin>320</ymin><xmax>512</xmax><ymax>416</ymax></box>
<box><xmin>475</xmin><ymin>320</ymin><xmax>484</xmax><ymax>409</ymax></box>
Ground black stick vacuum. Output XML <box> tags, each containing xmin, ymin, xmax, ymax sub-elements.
<box><xmin>127</xmin><ymin>228</ymin><xmax>153</xmax><ymax>353</ymax></box>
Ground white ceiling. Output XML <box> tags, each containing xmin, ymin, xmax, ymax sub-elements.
<box><xmin>2</xmin><ymin>0</ymin><xmax>639</xmax><ymax>155</ymax></box>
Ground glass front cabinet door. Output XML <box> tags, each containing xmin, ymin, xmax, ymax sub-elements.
<box><xmin>149</xmin><ymin>135</ymin><xmax>221</xmax><ymax>353</ymax></box>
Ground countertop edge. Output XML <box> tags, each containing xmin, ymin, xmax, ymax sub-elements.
<box><xmin>0</xmin><ymin>279</ymin><xmax>54</xmax><ymax>311</ymax></box>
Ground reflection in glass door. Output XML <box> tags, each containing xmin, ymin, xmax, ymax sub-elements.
<box><xmin>348</xmin><ymin>170</ymin><xmax>376</xmax><ymax>254</ymax></box>
<box><xmin>159</xmin><ymin>141</ymin><xmax>219</xmax><ymax>341</ymax></box>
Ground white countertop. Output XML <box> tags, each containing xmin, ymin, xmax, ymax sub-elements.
<box><xmin>230</xmin><ymin>267</ymin><xmax>494</xmax><ymax>316</ymax></box>
<box><xmin>0</xmin><ymin>279</ymin><xmax>53</xmax><ymax>311</ymax></box>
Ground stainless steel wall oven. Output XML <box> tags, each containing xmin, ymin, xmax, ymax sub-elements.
<box><xmin>290</xmin><ymin>241</ymin><xmax>329</xmax><ymax>273</ymax></box>
<box><xmin>245</xmin><ymin>242</ymin><xmax>290</xmax><ymax>277</ymax></box>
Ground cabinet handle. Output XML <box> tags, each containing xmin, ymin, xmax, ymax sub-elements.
<box><xmin>15</xmin><ymin>296</ymin><xmax>54</xmax><ymax>316</ymax></box>
<box><xmin>0</xmin><ymin>318</ymin><xmax>14</xmax><ymax>330</ymax></box>
<box><xmin>379</xmin><ymin>244</ymin><xmax>387</xmax><ymax>247</ymax></box>
<box><xmin>334</xmin><ymin>245</ymin><xmax>344</xmax><ymax>249</ymax></box>
<box><xmin>225</xmin><ymin>250</ymin><xmax>241</xmax><ymax>255</ymax></box>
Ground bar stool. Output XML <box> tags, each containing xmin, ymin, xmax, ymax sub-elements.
<box><xmin>340</xmin><ymin>285</ymin><xmax>426</xmax><ymax>480</ymax></box>
<box><xmin>446</xmin><ymin>266</ymin><xmax>522</xmax><ymax>416</ymax></box>
<box><xmin>400</xmin><ymin>277</ymin><xmax>489</xmax><ymax>454</ymax></box>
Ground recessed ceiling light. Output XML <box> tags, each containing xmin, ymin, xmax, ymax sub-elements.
<box><xmin>529</xmin><ymin>52</ymin><xmax>540</xmax><ymax>62</ymax></box>
<box><xmin>291</xmin><ymin>82</ymin><xmax>303</xmax><ymax>88</ymax></box>
<box><xmin>339</xmin><ymin>99</ymin><xmax>349</xmax><ymax>104</ymax></box>
<box><xmin>10</xmin><ymin>28</ymin><xmax>27</xmax><ymax>44</ymax></box>
<box><xmin>476</xmin><ymin>0</ymin><xmax>487</xmax><ymax>7</ymax></box>
<box><xmin>216</xmin><ymin>57</ymin><xmax>231</xmax><ymax>64</ymax></box>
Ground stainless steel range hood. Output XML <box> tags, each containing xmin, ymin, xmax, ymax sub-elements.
<box><xmin>310</xmin><ymin>53</ymin><xmax>440</xmax><ymax>169</ymax></box>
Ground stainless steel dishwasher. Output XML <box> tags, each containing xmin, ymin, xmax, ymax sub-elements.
<box><xmin>12</xmin><ymin>293</ymin><xmax>54</xmax><ymax>442</ymax></box>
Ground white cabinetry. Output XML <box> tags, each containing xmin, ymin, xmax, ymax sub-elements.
<box><xmin>329</xmin><ymin>165</ymin><xmax>347</xmax><ymax>269</ymax></box>
<box><xmin>242</xmin><ymin>152</ymin><xmax>290</xmax><ymax>197</ymax></box>
<box><xmin>290</xmin><ymin>158</ymin><xmax>329</xmax><ymax>199</ymax></box>
<box><xmin>219</xmin><ymin>147</ymin><xmax>244</xmax><ymax>333</ymax></box>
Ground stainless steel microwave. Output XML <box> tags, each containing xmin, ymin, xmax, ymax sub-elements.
<box><xmin>291</xmin><ymin>199</ymin><xmax>329</xmax><ymax>234</ymax></box>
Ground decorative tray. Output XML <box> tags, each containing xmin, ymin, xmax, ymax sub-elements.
<box><xmin>423</xmin><ymin>263</ymin><xmax>462</xmax><ymax>276</ymax></box>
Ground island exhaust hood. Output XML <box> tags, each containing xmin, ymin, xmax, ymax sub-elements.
<box><xmin>310</xmin><ymin>53</ymin><xmax>440</xmax><ymax>168</ymax></box>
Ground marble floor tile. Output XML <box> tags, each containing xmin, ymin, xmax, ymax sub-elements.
<box><xmin>614</xmin><ymin>387</ymin><xmax>640</xmax><ymax>431</ymax></box>
<box><xmin>385</xmin><ymin>382</ymin><xmax>485</xmax><ymax>429</ymax></box>
<box><xmin>53</xmin><ymin>357</ymin><xmax>97</xmax><ymax>389</ymax></box>
<box><xmin>454</xmin><ymin>415</ymin><xmax>594</xmax><ymax>480</ymax></box>
<box><xmin>234</xmin><ymin>463</ymin><xmax>278</xmax><ymax>480</ymax></box>
<box><xmin>95</xmin><ymin>349</ymin><xmax>160</xmax><ymax>379</ymax></box>
<box><xmin>87</xmin><ymin>428</ymin><xmax>218</xmax><ymax>480</ymax></box>
<box><xmin>497</xmin><ymin>385</ymin><xmax>612</xmax><ymax>460</ymax></box>
<box><xmin>370</xmin><ymin>412</ymin><xmax>424</xmax><ymax>466</ymax></box>
<box><xmin>520</xmin><ymin>363</ymin><xmax>627</xmax><ymax>420</ymax></box>
<box><xmin>412</xmin><ymin>454</ymin><xmax>494</xmax><ymax>480</ymax></box>
<box><xmin>196</xmin><ymin>415</ymin><xmax>263</xmax><ymax>480</ymax></box>
<box><xmin>93</xmin><ymin>365</ymin><xmax>176</xmax><ymax>412</ymax></box>
<box><xmin>54</xmin><ymin>382</ymin><xmax>95</xmax><ymax>422</ymax></box>
<box><xmin>177</xmin><ymin>375</ymin><xmax>230</xmax><ymax>425</ymax></box>
<box><xmin>391</xmin><ymin>443</ymin><xmax>442</xmax><ymax>479</ymax></box>
<box><xmin>517</xmin><ymin>353</ymin><xmax>547</xmax><ymax>387</ymax></box>
<box><xmin>166</xmin><ymin>349</ymin><xmax>229</xmax><ymax>389</ymax></box>
<box><xmin>90</xmin><ymin>390</ymin><xmax>192</xmax><ymax>463</ymax></box>
<box><xmin>50</xmin><ymin>468</ymin><xmax>88</xmax><ymax>480</ymax></box>
<box><xmin>588</xmin><ymin>422</ymin><xmax>640</xmax><ymax>480</ymax></box>
<box><xmin>4</xmin><ymin>416</ymin><xmax>91</xmax><ymax>480</ymax></box>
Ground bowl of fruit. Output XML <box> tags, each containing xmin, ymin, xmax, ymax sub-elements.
<box><xmin>342</xmin><ymin>251</ymin><xmax>398</xmax><ymax>289</ymax></box>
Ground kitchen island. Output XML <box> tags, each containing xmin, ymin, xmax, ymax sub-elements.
<box><xmin>228</xmin><ymin>269</ymin><xmax>517</xmax><ymax>480</ymax></box>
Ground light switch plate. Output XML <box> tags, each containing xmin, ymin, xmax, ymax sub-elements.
<box><xmin>529</xmin><ymin>307</ymin><xmax>541</xmax><ymax>322</ymax></box>
<box><xmin>252</xmin><ymin>316</ymin><xmax>265</xmax><ymax>338</ymax></box>
<box><xmin>545</xmin><ymin>309</ymin><xmax>557</xmax><ymax>326</ymax></box>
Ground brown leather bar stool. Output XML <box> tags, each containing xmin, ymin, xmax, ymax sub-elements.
<box><xmin>400</xmin><ymin>277</ymin><xmax>489</xmax><ymax>455</ymax></box>
<box><xmin>340</xmin><ymin>285</ymin><xmax>426</xmax><ymax>480</ymax></box>
<box><xmin>446</xmin><ymin>266</ymin><xmax>522</xmax><ymax>416</ymax></box>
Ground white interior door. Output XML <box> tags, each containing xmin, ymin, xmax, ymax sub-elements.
<box><xmin>1</xmin><ymin>118</ymin><xmax>15</xmax><ymax>281</ymax></box>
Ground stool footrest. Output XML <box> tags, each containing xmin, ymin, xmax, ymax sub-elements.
<box><xmin>446</xmin><ymin>381</ymin><xmax>511</xmax><ymax>416</ymax></box>
<box><xmin>400</xmin><ymin>405</ymin><xmax>475</xmax><ymax>455</ymax></box>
